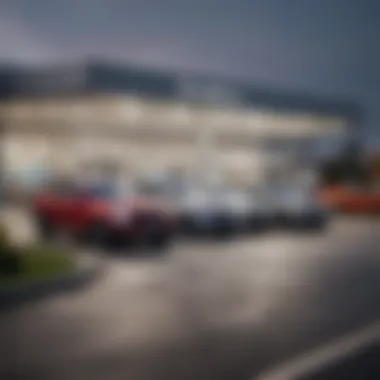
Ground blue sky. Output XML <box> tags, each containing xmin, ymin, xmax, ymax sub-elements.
<box><xmin>1</xmin><ymin>0</ymin><xmax>379</xmax><ymax>149</ymax></box>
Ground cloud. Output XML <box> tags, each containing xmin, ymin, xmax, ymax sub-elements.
<box><xmin>0</xmin><ymin>13</ymin><xmax>56</xmax><ymax>63</ymax></box>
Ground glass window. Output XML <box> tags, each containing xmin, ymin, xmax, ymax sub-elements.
<box><xmin>85</xmin><ymin>184</ymin><xmax>118</xmax><ymax>199</ymax></box>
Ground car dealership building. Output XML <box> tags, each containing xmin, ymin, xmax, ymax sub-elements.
<box><xmin>0</xmin><ymin>61</ymin><xmax>362</xmax><ymax>189</ymax></box>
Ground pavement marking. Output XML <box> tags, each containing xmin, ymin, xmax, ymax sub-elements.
<box><xmin>255</xmin><ymin>321</ymin><xmax>380</xmax><ymax>380</ymax></box>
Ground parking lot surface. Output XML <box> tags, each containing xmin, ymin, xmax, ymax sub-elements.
<box><xmin>1</xmin><ymin>212</ymin><xmax>380</xmax><ymax>380</ymax></box>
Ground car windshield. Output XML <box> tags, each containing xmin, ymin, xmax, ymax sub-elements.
<box><xmin>87</xmin><ymin>184</ymin><xmax>118</xmax><ymax>199</ymax></box>
<box><xmin>86</xmin><ymin>182</ymin><xmax>135</xmax><ymax>199</ymax></box>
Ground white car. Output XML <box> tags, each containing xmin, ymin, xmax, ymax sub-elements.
<box><xmin>270</xmin><ymin>184</ymin><xmax>330</xmax><ymax>229</ymax></box>
<box><xmin>247</xmin><ymin>187</ymin><xmax>277</xmax><ymax>230</ymax></box>
<box><xmin>137</xmin><ymin>175</ymin><xmax>261</xmax><ymax>235</ymax></box>
<box><xmin>179</xmin><ymin>187</ymin><xmax>238</xmax><ymax>235</ymax></box>
<box><xmin>221</xmin><ymin>188</ymin><xmax>275</xmax><ymax>232</ymax></box>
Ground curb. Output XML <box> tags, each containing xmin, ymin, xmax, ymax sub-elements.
<box><xmin>0</xmin><ymin>257</ymin><xmax>102</xmax><ymax>311</ymax></box>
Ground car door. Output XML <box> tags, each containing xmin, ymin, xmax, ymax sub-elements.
<box><xmin>40</xmin><ymin>181</ymin><xmax>72</xmax><ymax>228</ymax></box>
<box><xmin>65</xmin><ymin>187</ymin><xmax>95</xmax><ymax>234</ymax></box>
<box><xmin>53</xmin><ymin>182</ymin><xmax>78</xmax><ymax>229</ymax></box>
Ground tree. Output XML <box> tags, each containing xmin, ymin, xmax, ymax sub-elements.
<box><xmin>369</xmin><ymin>152</ymin><xmax>380</xmax><ymax>184</ymax></box>
<box><xmin>320</xmin><ymin>141</ymin><xmax>370</xmax><ymax>186</ymax></box>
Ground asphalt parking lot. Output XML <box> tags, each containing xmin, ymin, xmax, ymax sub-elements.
<box><xmin>1</xmin><ymin>210</ymin><xmax>380</xmax><ymax>380</ymax></box>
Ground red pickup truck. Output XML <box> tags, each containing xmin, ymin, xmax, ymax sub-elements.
<box><xmin>33</xmin><ymin>180</ymin><xmax>177</xmax><ymax>249</ymax></box>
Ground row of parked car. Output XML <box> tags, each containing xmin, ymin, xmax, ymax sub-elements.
<box><xmin>32</xmin><ymin>175</ymin><xmax>331</xmax><ymax>252</ymax></box>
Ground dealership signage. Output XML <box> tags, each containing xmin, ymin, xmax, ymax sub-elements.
<box><xmin>177</xmin><ymin>77</ymin><xmax>243</xmax><ymax>105</ymax></box>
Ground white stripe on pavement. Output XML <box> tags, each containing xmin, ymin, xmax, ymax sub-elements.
<box><xmin>256</xmin><ymin>321</ymin><xmax>380</xmax><ymax>380</ymax></box>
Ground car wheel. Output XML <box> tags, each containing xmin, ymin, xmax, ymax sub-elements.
<box><xmin>143</xmin><ymin>220</ymin><xmax>172</xmax><ymax>251</ymax></box>
<box><xmin>36</xmin><ymin>214</ymin><xmax>55</xmax><ymax>240</ymax></box>
<box><xmin>86</xmin><ymin>221</ymin><xmax>111</xmax><ymax>248</ymax></box>
<box><xmin>249</xmin><ymin>216</ymin><xmax>267</xmax><ymax>232</ymax></box>
<box><xmin>310</xmin><ymin>216</ymin><xmax>328</xmax><ymax>231</ymax></box>
<box><xmin>214</xmin><ymin>223</ymin><xmax>234</xmax><ymax>238</ymax></box>
<box><xmin>149</xmin><ymin>232</ymin><xmax>171</xmax><ymax>250</ymax></box>
<box><xmin>180</xmin><ymin>215</ymin><xmax>197</xmax><ymax>235</ymax></box>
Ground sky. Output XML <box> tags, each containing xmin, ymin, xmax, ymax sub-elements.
<box><xmin>0</xmin><ymin>0</ymin><xmax>379</xmax><ymax>149</ymax></box>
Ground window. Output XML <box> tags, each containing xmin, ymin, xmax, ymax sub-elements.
<box><xmin>85</xmin><ymin>184</ymin><xmax>118</xmax><ymax>199</ymax></box>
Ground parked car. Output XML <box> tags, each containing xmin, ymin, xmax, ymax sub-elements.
<box><xmin>216</xmin><ymin>187</ymin><xmax>275</xmax><ymax>233</ymax></box>
<box><xmin>137</xmin><ymin>176</ymin><xmax>243</xmax><ymax>236</ymax></box>
<box><xmin>270</xmin><ymin>183</ymin><xmax>330</xmax><ymax>230</ymax></box>
<box><xmin>247</xmin><ymin>186</ymin><xmax>277</xmax><ymax>231</ymax></box>
<box><xmin>33</xmin><ymin>179</ymin><xmax>177</xmax><ymax>249</ymax></box>
<box><xmin>177</xmin><ymin>186</ymin><xmax>238</xmax><ymax>236</ymax></box>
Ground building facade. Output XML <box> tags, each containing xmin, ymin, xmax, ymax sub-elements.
<box><xmin>0</xmin><ymin>61</ymin><xmax>362</xmax><ymax>188</ymax></box>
